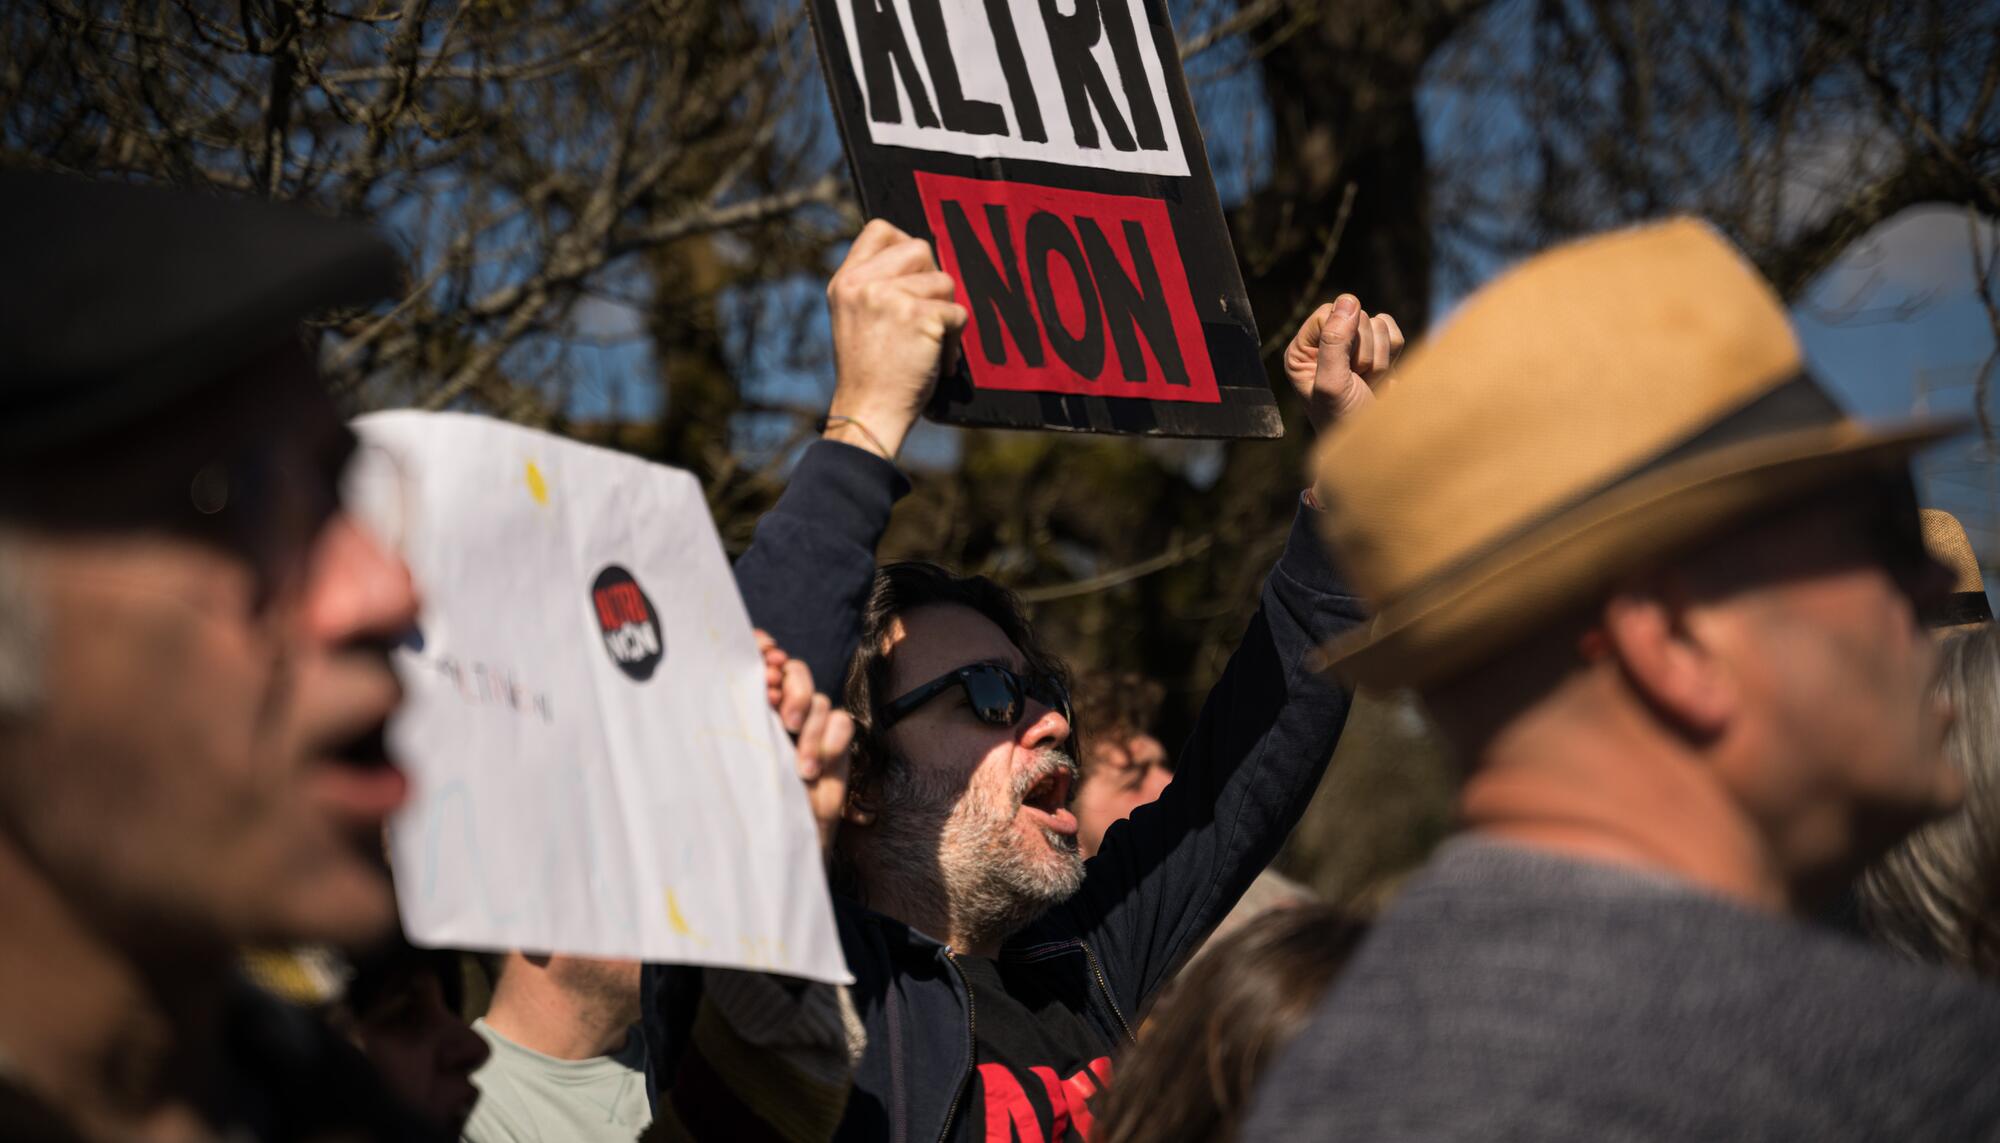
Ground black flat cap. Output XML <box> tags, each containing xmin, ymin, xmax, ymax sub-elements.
<box><xmin>0</xmin><ymin>173</ymin><xmax>401</xmax><ymax>459</ymax></box>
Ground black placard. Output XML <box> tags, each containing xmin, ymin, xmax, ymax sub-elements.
<box><xmin>808</xmin><ymin>0</ymin><xmax>1280</xmax><ymax>439</ymax></box>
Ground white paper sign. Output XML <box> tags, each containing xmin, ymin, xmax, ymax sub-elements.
<box><xmin>833</xmin><ymin>0</ymin><xmax>1188</xmax><ymax>176</ymax></box>
<box><xmin>350</xmin><ymin>411</ymin><xmax>849</xmax><ymax>985</ymax></box>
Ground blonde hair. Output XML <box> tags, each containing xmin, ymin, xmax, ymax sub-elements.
<box><xmin>1858</xmin><ymin>624</ymin><xmax>2000</xmax><ymax>974</ymax></box>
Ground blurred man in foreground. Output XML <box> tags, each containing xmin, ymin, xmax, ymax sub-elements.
<box><xmin>0</xmin><ymin>174</ymin><xmax>435</xmax><ymax>1138</ymax></box>
<box><xmin>1247</xmin><ymin>219</ymin><xmax>2000</xmax><ymax>1139</ymax></box>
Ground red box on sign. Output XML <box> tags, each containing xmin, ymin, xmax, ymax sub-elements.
<box><xmin>914</xmin><ymin>172</ymin><xmax>1220</xmax><ymax>405</ymax></box>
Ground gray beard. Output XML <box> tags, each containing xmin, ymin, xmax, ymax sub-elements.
<box><xmin>869</xmin><ymin>747</ymin><xmax>1085</xmax><ymax>948</ymax></box>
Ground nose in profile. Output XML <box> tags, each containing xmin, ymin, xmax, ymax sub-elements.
<box><xmin>307</xmin><ymin>514</ymin><xmax>421</xmax><ymax>646</ymax></box>
<box><xmin>1020</xmin><ymin>701</ymin><xmax>1071</xmax><ymax>752</ymax></box>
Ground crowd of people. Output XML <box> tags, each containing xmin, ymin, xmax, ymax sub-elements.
<box><xmin>4</xmin><ymin>169</ymin><xmax>2000</xmax><ymax>1143</ymax></box>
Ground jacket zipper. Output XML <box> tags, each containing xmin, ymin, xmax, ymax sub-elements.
<box><xmin>937</xmin><ymin>950</ymin><xmax>977</xmax><ymax>1143</ymax></box>
<box><xmin>1080</xmin><ymin>941</ymin><xmax>1137</xmax><ymax>1043</ymax></box>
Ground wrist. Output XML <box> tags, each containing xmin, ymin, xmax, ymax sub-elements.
<box><xmin>1303</xmin><ymin>396</ymin><xmax>1341</xmax><ymax>436</ymax></box>
<box><xmin>821</xmin><ymin>404</ymin><xmax>912</xmax><ymax>460</ymax></box>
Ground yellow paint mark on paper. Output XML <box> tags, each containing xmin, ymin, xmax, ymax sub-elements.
<box><xmin>664</xmin><ymin>889</ymin><xmax>696</xmax><ymax>937</ymax></box>
<box><xmin>524</xmin><ymin>461</ymin><xmax>550</xmax><ymax>505</ymax></box>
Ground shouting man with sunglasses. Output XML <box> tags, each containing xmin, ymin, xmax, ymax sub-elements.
<box><xmin>654</xmin><ymin>221</ymin><xmax>1396</xmax><ymax>1143</ymax></box>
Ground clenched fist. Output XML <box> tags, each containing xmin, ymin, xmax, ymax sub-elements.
<box><xmin>1283</xmin><ymin>294</ymin><xmax>1405</xmax><ymax>432</ymax></box>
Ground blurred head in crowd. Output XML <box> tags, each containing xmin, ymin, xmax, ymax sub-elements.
<box><xmin>1917</xmin><ymin>508</ymin><xmax>1994</xmax><ymax>633</ymax></box>
<box><xmin>1069</xmin><ymin>671</ymin><xmax>1173</xmax><ymax>858</ymax></box>
<box><xmin>0</xmin><ymin>340</ymin><xmax>418</xmax><ymax>953</ymax></box>
<box><xmin>1312</xmin><ymin>218</ymin><xmax>1963</xmax><ymax>912</ymax></box>
<box><xmin>332</xmin><ymin>937</ymin><xmax>489</xmax><ymax>1132</ymax></box>
<box><xmin>839</xmin><ymin>562</ymin><xmax>1081</xmax><ymax>951</ymax></box>
<box><xmin>0</xmin><ymin>178</ymin><xmax>417</xmax><ymax>957</ymax></box>
<box><xmin>484</xmin><ymin>952</ymin><xmax>642</xmax><ymax>1058</ymax></box>
<box><xmin>0</xmin><ymin>175</ymin><xmax>417</xmax><ymax>1122</ymax></box>
<box><xmin>1091</xmin><ymin>904</ymin><xmax>1367</xmax><ymax>1143</ymax></box>
<box><xmin>1859</xmin><ymin>623</ymin><xmax>2000</xmax><ymax>974</ymax></box>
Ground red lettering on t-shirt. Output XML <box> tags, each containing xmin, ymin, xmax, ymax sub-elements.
<box><xmin>977</xmin><ymin>1057</ymin><xmax>1115</xmax><ymax>1142</ymax></box>
<box><xmin>1028</xmin><ymin>1068</ymin><xmax>1072</xmax><ymax>1138</ymax></box>
<box><xmin>1062</xmin><ymin>1058</ymin><xmax>1112</xmax><ymax>1136</ymax></box>
<box><xmin>980</xmin><ymin>1063</ymin><xmax>1046</xmax><ymax>1143</ymax></box>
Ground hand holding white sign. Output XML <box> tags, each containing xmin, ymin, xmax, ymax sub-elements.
<box><xmin>350</xmin><ymin>412</ymin><xmax>850</xmax><ymax>984</ymax></box>
<box><xmin>758</xmin><ymin>630</ymin><xmax>855</xmax><ymax>856</ymax></box>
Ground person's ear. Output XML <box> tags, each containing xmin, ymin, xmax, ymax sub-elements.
<box><xmin>1597</xmin><ymin>576</ymin><xmax>1736</xmax><ymax>740</ymax></box>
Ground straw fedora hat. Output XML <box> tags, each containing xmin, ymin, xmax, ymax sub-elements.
<box><xmin>1920</xmin><ymin>508</ymin><xmax>1992</xmax><ymax>631</ymax></box>
<box><xmin>1314</xmin><ymin>218</ymin><xmax>1968</xmax><ymax>688</ymax></box>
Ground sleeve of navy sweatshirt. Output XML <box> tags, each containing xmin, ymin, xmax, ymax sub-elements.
<box><xmin>1052</xmin><ymin>503</ymin><xmax>1365</xmax><ymax>1017</ymax></box>
<box><xmin>730</xmin><ymin>439</ymin><xmax>908</xmax><ymax>693</ymax></box>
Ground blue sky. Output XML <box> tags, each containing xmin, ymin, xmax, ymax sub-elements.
<box><xmin>551</xmin><ymin>16</ymin><xmax>1998</xmax><ymax>587</ymax></box>
<box><xmin>1790</xmin><ymin>207</ymin><xmax>1999</xmax><ymax>590</ymax></box>
<box><xmin>1785</xmin><ymin>208</ymin><xmax>1995</xmax><ymax>421</ymax></box>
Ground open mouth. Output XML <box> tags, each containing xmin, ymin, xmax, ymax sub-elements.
<box><xmin>1023</xmin><ymin>766</ymin><xmax>1073</xmax><ymax>813</ymax></box>
<box><xmin>335</xmin><ymin>720</ymin><xmax>393</xmax><ymax>769</ymax></box>
<box><xmin>1019</xmin><ymin>762</ymin><xmax>1079</xmax><ymax>837</ymax></box>
<box><xmin>308</xmin><ymin>718</ymin><xmax>409</xmax><ymax>823</ymax></box>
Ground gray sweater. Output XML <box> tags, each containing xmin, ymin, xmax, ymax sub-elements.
<box><xmin>1245</xmin><ymin>838</ymin><xmax>2000</xmax><ymax>1141</ymax></box>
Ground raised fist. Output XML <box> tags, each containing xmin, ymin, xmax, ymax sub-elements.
<box><xmin>1282</xmin><ymin>294</ymin><xmax>1405</xmax><ymax>432</ymax></box>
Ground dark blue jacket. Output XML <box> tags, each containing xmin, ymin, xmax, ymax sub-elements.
<box><xmin>730</xmin><ymin>439</ymin><xmax>911</xmax><ymax>695</ymax></box>
<box><xmin>648</xmin><ymin>439</ymin><xmax>1362</xmax><ymax>1143</ymax></box>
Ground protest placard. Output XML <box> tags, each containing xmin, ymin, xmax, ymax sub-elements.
<box><xmin>347</xmin><ymin>411</ymin><xmax>850</xmax><ymax>985</ymax></box>
<box><xmin>809</xmin><ymin>0</ymin><xmax>1279</xmax><ymax>438</ymax></box>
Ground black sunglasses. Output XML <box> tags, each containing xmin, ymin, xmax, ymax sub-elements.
<box><xmin>881</xmin><ymin>663</ymin><xmax>1072</xmax><ymax>730</ymax></box>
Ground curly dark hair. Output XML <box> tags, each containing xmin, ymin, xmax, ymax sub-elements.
<box><xmin>342</xmin><ymin>934</ymin><xmax>466</xmax><ymax>1020</ymax></box>
<box><xmin>1068</xmin><ymin>671</ymin><xmax>1167</xmax><ymax>780</ymax></box>
<box><xmin>841</xmin><ymin>561</ymin><xmax>1077</xmax><ymax>819</ymax></box>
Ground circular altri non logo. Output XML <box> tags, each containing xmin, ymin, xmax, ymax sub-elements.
<box><xmin>590</xmin><ymin>565</ymin><xmax>663</xmax><ymax>681</ymax></box>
